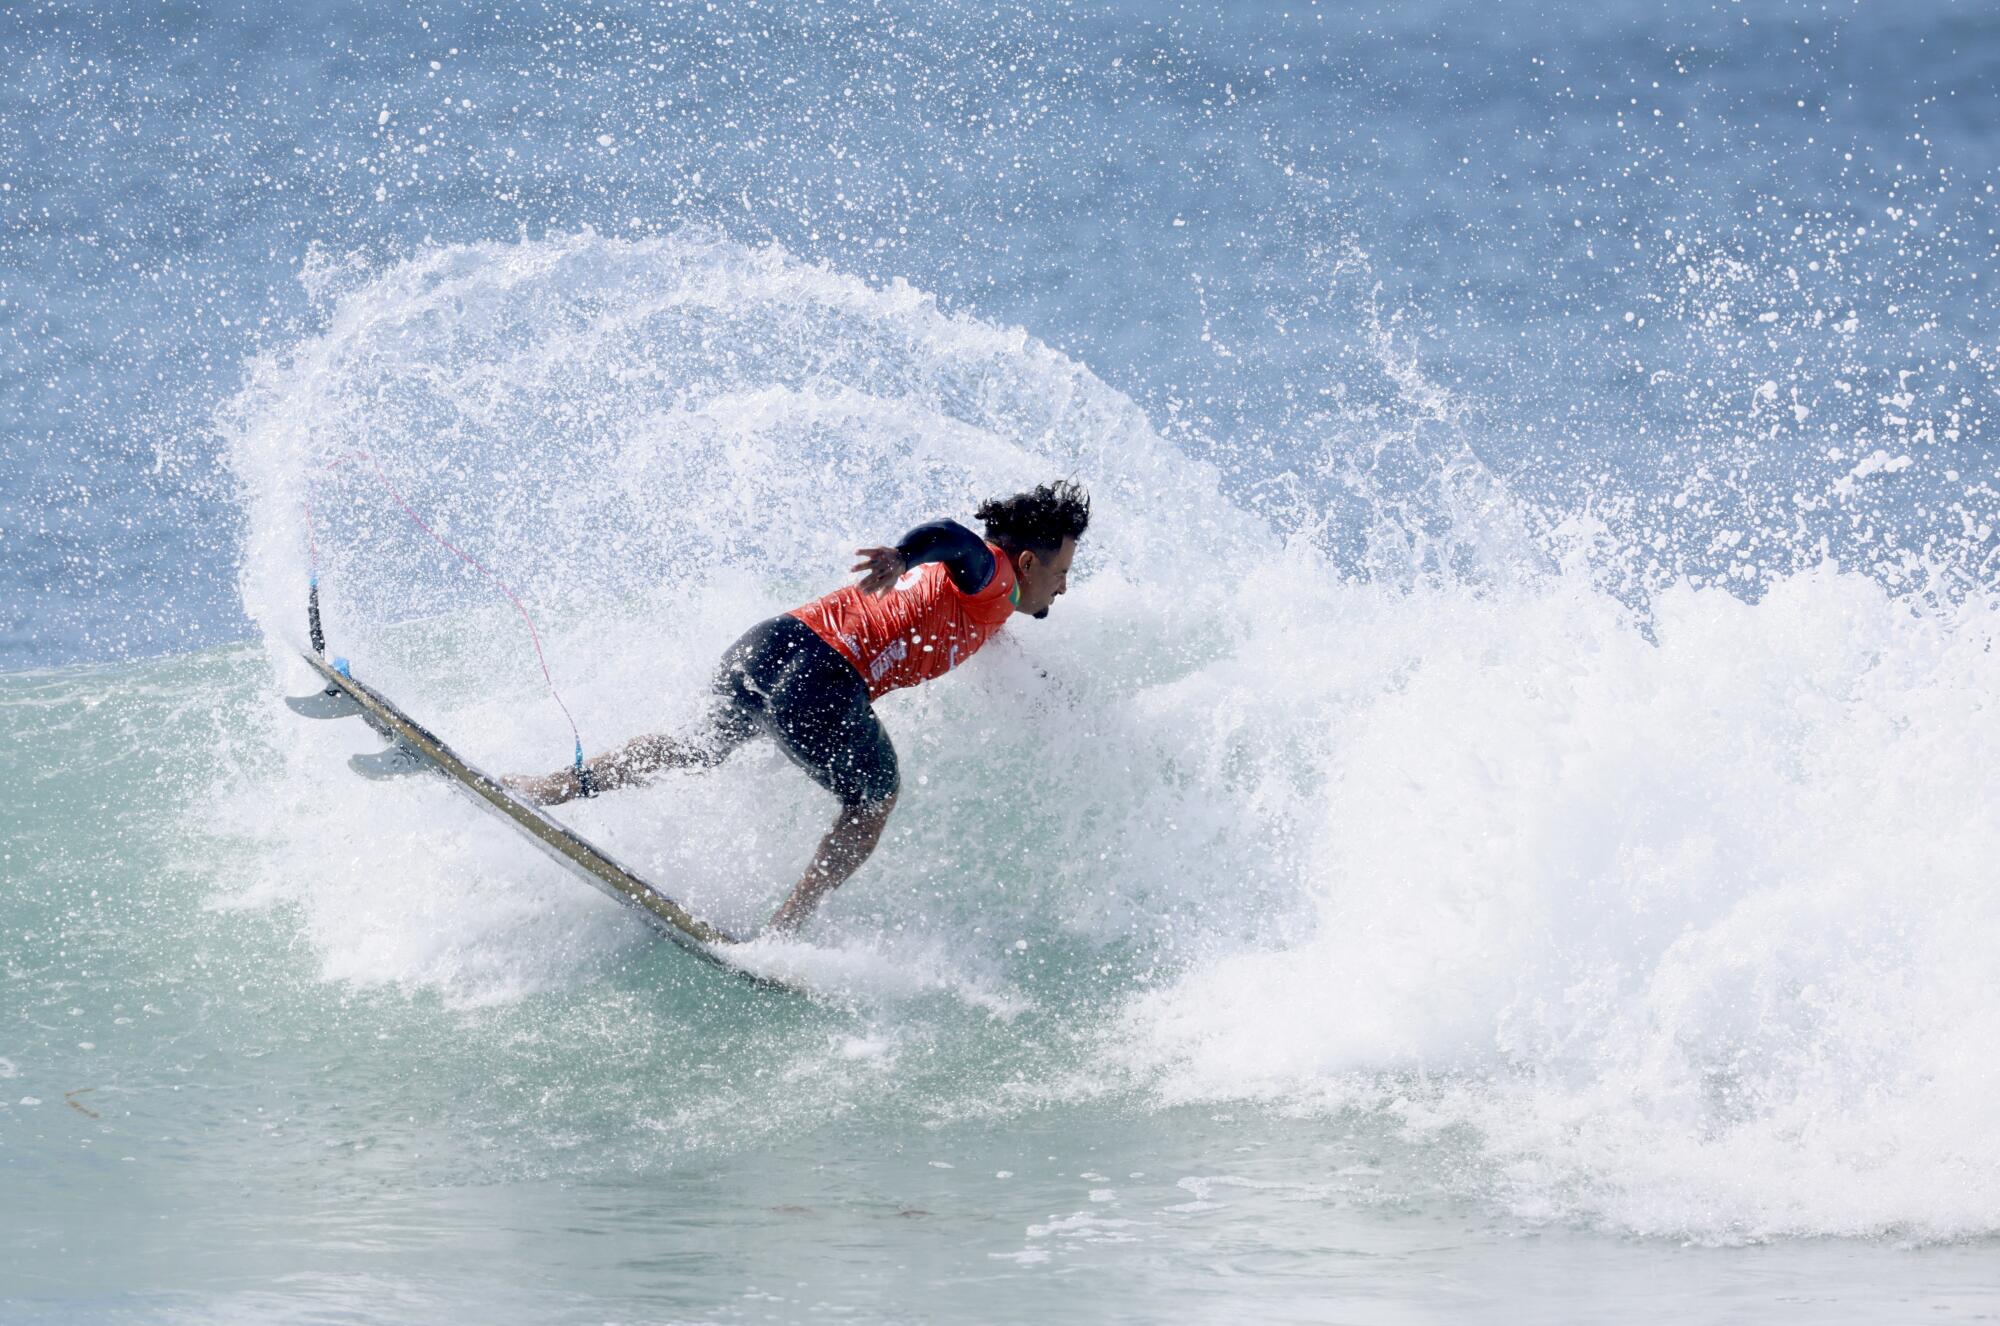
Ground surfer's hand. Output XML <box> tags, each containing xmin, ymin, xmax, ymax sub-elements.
<box><xmin>851</xmin><ymin>545</ymin><xmax>907</xmax><ymax>596</ymax></box>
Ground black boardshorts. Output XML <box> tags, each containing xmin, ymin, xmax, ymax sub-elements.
<box><xmin>700</xmin><ymin>614</ymin><xmax>900</xmax><ymax>808</ymax></box>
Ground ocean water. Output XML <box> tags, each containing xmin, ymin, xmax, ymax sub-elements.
<box><xmin>5</xmin><ymin>1</ymin><xmax>1999</xmax><ymax>1321</ymax></box>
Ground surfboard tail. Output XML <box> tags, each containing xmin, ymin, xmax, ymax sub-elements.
<box><xmin>285</xmin><ymin>639</ymin><xmax>785</xmax><ymax>991</ymax></box>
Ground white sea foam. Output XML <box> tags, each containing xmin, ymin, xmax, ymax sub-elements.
<box><xmin>1116</xmin><ymin>567</ymin><xmax>2000</xmax><ymax>1243</ymax></box>
<box><xmin>727</xmin><ymin>932</ymin><xmax>1027</xmax><ymax>1015</ymax></box>
<box><xmin>218</xmin><ymin>233</ymin><xmax>2000</xmax><ymax>1244</ymax></box>
<box><xmin>218</xmin><ymin>230</ymin><xmax>1260</xmax><ymax>1003</ymax></box>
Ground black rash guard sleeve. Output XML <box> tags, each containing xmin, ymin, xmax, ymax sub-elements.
<box><xmin>894</xmin><ymin>519</ymin><xmax>996</xmax><ymax>595</ymax></box>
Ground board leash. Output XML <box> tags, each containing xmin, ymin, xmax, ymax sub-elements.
<box><xmin>303</xmin><ymin>451</ymin><xmax>595</xmax><ymax>797</ymax></box>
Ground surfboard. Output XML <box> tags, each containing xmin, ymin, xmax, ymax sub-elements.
<box><xmin>287</xmin><ymin>649</ymin><xmax>796</xmax><ymax>994</ymax></box>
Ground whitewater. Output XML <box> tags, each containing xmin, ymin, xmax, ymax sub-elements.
<box><xmin>232</xmin><ymin>231</ymin><xmax>2000</xmax><ymax>1244</ymax></box>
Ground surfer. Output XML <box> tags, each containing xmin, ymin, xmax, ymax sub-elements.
<box><xmin>505</xmin><ymin>481</ymin><xmax>1090</xmax><ymax>935</ymax></box>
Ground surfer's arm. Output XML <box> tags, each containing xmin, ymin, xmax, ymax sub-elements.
<box><xmin>851</xmin><ymin>519</ymin><xmax>995</xmax><ymax>596</ymax></box>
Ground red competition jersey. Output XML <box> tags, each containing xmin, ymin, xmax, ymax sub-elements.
<box><xmin>790</xmin><ymin>543</ymin><xmax>1018</xmax><ymax>700</ymax></box>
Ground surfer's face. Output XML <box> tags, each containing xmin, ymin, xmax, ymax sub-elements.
<box><xmin>1013</xmin><ymin>537</ymin><xmax>1077</xmax><ymax>620</ymax></box>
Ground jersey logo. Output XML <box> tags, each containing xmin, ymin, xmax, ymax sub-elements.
<box><xmin>867</xmin><ymin>638</ymin><xmax>908</xmax><ymax>682</ymax></box>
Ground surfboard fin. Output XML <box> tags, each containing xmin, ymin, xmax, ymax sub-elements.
<box><xmin>286</xmin><ymin>686</ymin><xmax>365</xmax><ymax>720</ymax></box>
<box><xmin>348</xmin><ymin>744</ymin><xmax>430</xmax><ymax>780</ymax></box>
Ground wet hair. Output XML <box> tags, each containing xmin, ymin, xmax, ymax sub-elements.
<box><xmin>975</xmin><ymin>480</ymin><xmax>1091</xmax><ymax>556</ymax></box>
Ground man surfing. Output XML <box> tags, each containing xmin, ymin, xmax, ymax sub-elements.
<box><xmin>505</xmin><ymin>480</ymin><xmax>1090</xmax><ymax>934</ymax></box>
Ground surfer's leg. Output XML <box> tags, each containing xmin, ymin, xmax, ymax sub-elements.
<box><xmin>507</xmin><ymin>720</ymin><xmax>742</xmax><ymax>803</ymax></box>
<box><xmin>767</xmin><ymin>792</ymin><xmax>896</xmax><ymax>934</ymax></box>
<box><xmin>501</xmin><ymin>622</ymin><xmax>784</xmax><ymax>804</ymax></box>
<box><xmin>756</xmin><ymin>626</ymin><xmax>901</xmax><ymax>931</ymax></box>
<box><xmin>587</xmin><ymin>616</ymin><xmax>812</xmax><ymax>786</ymax></box>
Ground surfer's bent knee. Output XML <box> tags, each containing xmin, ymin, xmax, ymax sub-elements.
<box><xmin>841</xmin><ymin>786</ymin><xmax>897</xmax><ymax>820</ymax></box>
<box><xmin>833</xmin><ymin>743</ymin><xmax>899</xmax><ymax>812</ymax></box>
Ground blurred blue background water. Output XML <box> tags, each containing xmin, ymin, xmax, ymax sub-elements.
<box><xmin>4</xmin><ymin>0</ymin><xmax>1994</xmax><ymax>666</ymax></box>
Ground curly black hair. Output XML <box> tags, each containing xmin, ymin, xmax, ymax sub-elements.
<box><xmin>975</xmin><ymin>480</ymin><xmax>1091</xmax><ymax>555</ymax></box>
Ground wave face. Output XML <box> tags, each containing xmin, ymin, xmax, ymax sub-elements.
<box><xmin>202</xmin><ymin>232</ymin><xmax>2000</xmax><ymax>1245</ymax></box>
